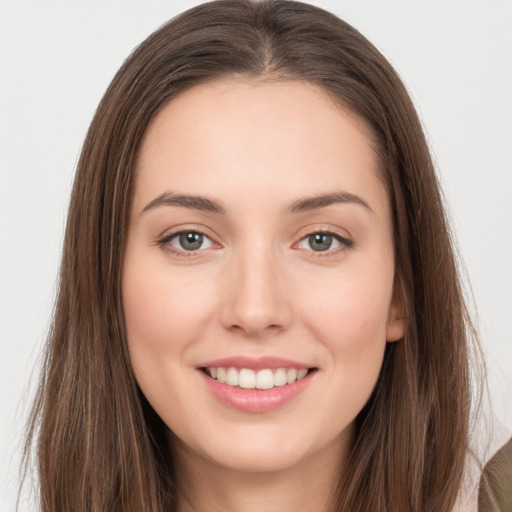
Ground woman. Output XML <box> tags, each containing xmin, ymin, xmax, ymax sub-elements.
<box><xmin>23</xmin><ymin>1</ymin><xmax>483</xmax><ymax>510</ymax></box>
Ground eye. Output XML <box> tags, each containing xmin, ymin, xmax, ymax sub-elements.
<box><xmin>158</xmin><ymin>230</ymin><xmax>216</xmax><ymax>254</ymax></box>
<box><xmin>296</xmin><ymin>231</ymin><xmax>353</xmax><ymax>253</ymax></box>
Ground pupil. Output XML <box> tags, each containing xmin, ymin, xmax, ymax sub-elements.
<box><xmin>309</xmin><ymin>233</ymin><xmax>332</xmax><ymax>251</ymax></box>
<box><xmin>180</xmin><ymin>232</ymin><xmax>203</xmax><ymax>250</ymax></box>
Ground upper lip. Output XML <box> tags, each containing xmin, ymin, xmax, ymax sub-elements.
<box><xmin>198</xmin><ymin>356</ymin><xmax>314</xmax><ymax>371</ymax></box>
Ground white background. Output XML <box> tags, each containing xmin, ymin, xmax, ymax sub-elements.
<box><xmin>1</xmin><ymin>1</ymin><xmax>511</xmax><ymax>510</ymax></box>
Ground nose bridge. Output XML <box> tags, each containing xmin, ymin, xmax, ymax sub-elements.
<box><xmin>220</xmin><ymin>235</ymin><xmax>291</xmax><ymax>336</ymax></box>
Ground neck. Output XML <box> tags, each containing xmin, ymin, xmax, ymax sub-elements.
<box><xmin>173</xmin><ymin>434</ymin><xmax>350</xmax><ymax>512</ymax></box>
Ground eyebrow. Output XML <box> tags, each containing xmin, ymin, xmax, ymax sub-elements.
<box><xmin>141</xmin><ymin>190</ymin><xmax>372</xmax><ymax>216</ymax></box>
<box><xmin>285</xmin><ymin>191</ymin><xmax>373</xmax><ymax>214</ymax></box>
<box><xmin>141</xmin><ymin>191</ymin><xmax>227</xmax><ymax>215</ymax></box>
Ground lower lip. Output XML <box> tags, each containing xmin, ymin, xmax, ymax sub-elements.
<box><xmin>199</xmin><ymin>370</ymin><xmax>315</xmax><ymax>413</ymax></box>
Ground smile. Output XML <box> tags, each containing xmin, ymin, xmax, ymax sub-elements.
<box><xmin>198</xmin><ymin>357</ymin><xmax>317</xmax><ymax>413</ymax></box>
<box><xmin>204</xmin><ymin>367</ymin><xmax>309</xmax><ymax>390</ymax></box>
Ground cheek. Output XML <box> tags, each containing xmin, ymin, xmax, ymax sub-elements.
<box><xmin>123</xmin><ymin>262</ymin><xmax>211</xmax><ymax>350</ymax></box>
<box><xmin>299</xmin><ymin>258</ymin><xmax>394</xmax><ymax>393</ymax></box>
<box><xmin>121</xmin><ymin>260</ymin><xmax>218</xmax><ymax>431</ymax></box>
<box><xmin>302</xmin><ymin>267</ymin><xmax>392</xmax><ymax>424</ymax></box>
<box><xmin>304</xmin><ymin>268</ymin><xmax>393</xmax><ymax>347</ymax></box>
<box><xmin>121</xmin><ymin>259</ymin><xmax>219</xmax><ymax>402</ymax></box>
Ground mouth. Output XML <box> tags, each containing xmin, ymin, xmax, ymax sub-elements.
<box><xmin>200</xmin><ymin>366</ymin><xmax>317</xmax><ymax>390</ymax></box>
<box><xmin>197</xmin><ymin>358</ymin><xmax>318</xmax><ymax>413</ymax></box>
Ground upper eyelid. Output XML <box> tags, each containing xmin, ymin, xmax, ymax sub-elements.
<box><xmin>163</xmin><ymin>229</ymin><xmax>209</xmax><ymax>240</ymax></box>
<box><xmin>158</xmin><ymin>225</ymin><xmax>218</xmax><ymax>242</ymax></box>
<box><xmin>295</xmin><ymin>225</ymin><xmax>352</xmax><ymax>241</ymax></box>
<box><xmin>296</xmin><ymin>231</ymin><xmax>352</xmax><ymax>246</ymax></box>
<box><xmin>301</xmin><ymin>230</ymin><xmax>347</xmax><ymax>241</ymax></box>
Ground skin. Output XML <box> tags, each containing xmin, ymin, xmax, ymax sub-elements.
<box><xmin>122</xmin><ymin>79</ymin><xmax>404</xmax><ymax>512</ymax></box>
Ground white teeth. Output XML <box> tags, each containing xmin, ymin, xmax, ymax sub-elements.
<box><xmin>239</xmin><ymin>368</ymin><xmax>256</xmax><ymax>389</ymax></box>
<box><xmin>286</xmin><ymin>368</ymin><xmax>297</xmax><ymax>384</ymax></box>
<box><xmin>206</xmin><ymin>366</ymin><xmax>310</xmax><ymax>389</ymax></box>
<box><xmin>226</xmin><ymin>367</ymin><xmax>239</xmax><ymax>386</ymax></box>
<box><xmin>256</xmin><ymin>369</ymin><xmax>274</xmax><ymax>390</ymax></box>
<box><xmin>274</xmin><ymin>368</ymin><xmax>287</xmax><ymax>387</ymax></box>
<box><xmin>216</xmin><ymin>367</ymin><xmax>226</xmax><ymax>383</ymax></box>
<box><xmin>297</xmin><ymin>368</ymin><xmax>308</xmax><ymax>380</ymax></box>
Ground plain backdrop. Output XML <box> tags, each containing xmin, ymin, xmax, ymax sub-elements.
<box><xmin>1</xmin><ymin>1</ymin><xmax>511</xmax><ymax>510</ymax></box>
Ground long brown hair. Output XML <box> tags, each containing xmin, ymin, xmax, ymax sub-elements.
<box><xmin>23</xmin><ymin>1</ymin><xmax>479</xmax><ymax>510</ymax></box>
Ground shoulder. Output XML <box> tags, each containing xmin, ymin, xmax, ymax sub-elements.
<box><xmin>477</xmin><ymin>437</ymin><xmax>512</xmax><ymax>512</ymax></box>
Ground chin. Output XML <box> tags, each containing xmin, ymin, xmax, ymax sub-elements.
<box><xmin>204</xmin><ymin>442</ymin><xmax>311</xmax><ymax>474</ymax></box>
<box><xmin>177</xmin><ymin>420</ymin><xmax>344</xmax><ymax>476</ymax></box>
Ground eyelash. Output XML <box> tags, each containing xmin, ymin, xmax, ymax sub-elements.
<box><xmin>295</xmin><ymin>229</ymin><xmax>354</xmax><ymax>257</ymax></box>
<box><xmin>156</xmin><ymin>229</ymin><xmax>215</xmax><ymax>257</ymax></box>
<box><xmin>156</xmin><ymin>229</ymin><xmax>354</xmax><ymax>258</ymax></box>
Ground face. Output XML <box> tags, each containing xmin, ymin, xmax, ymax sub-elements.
<box><xmin>123</xmin><ymin>79</ymin><xmax>404</xmax><ymax>476</ymax></box>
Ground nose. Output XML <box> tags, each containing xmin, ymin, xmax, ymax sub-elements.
<box><xmin>219</xmin><ymin>245</ymin><xmax>293</xmax><ymax>338</ymax></box>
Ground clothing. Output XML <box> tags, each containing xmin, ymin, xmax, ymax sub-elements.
<box><xmin>478</xmin><ymin>437</ymin><xmax>512</xmax><ymax>512</ymax></box>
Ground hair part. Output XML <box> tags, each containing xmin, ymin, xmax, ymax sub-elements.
<box><xmin>23</xmin><ymin>1</ymin><xmax>479</xmax><ymax>510</ymax></box>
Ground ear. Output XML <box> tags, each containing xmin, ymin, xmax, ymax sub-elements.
<box><xmin>386</xmin><ymin>277</ymin><xmax>405</xmax><ymax>342</ymax></box>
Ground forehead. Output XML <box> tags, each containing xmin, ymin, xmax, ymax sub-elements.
<box><xmin>133</xmin><ymin>79</ymin><xmax>387</xmax><ymax>216</ymax></box>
